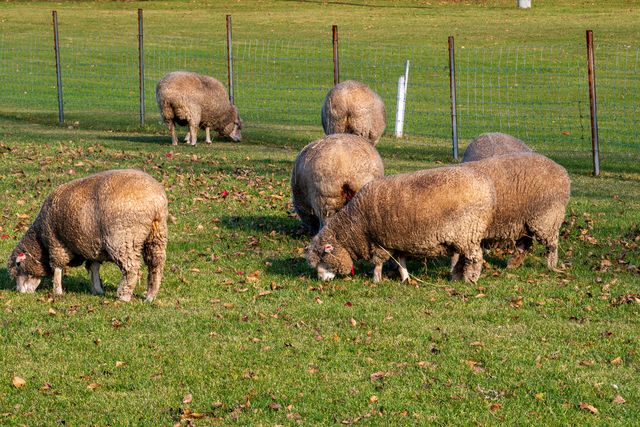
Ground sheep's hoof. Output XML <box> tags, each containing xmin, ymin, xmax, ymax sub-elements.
<box><xmin>118</xmin><ymin>293</ymin><xmax>132</xmax><ymax>302</ymax></box>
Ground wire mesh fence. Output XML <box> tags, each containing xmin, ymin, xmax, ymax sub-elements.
<box><xmin>0</xmin><ymin>26</ymin><xmax>638</xmax><ymax>159</ymax></box>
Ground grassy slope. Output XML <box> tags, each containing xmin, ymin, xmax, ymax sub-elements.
<box><xmin>0</xmin><ymin>1</ymin><xmax>639</xmax><ymax>426</ymax></box>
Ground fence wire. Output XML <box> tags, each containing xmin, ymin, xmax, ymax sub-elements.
<box><xmin>0</xmin><ymin>32</ymin><xmax>638</xmax><ymax>158</ymax></box>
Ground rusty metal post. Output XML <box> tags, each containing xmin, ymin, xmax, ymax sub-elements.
<box><xmin>52</xmin><ymin>11</ymin><xmax>64</xmax><ymax>124</ymax></box>
<box><xmin>448</xmin><ymin>36</ymin><xmax>459</xmax><ymax>161</ymax></box>
<box><xmin>332</xmin><ymin>25</ymin><xmax>339</xmax><ymax>85</ymax></box>
<box><xmin>138</xmin><ymin>9</ymin><xmax>145</xmax><ymax>127</ymax></box>
<box><xmin>586</xmin><ymin>30</ymin><xmax>600</xmax><ymax>176</ymax></box>
<box><xmin>226</xmin><ymin>15</ymin><xmax>234</xmax><ymax>104</ymax></box>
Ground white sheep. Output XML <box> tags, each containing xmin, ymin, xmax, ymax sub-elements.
<box><xmin>156</xmin><ymin>71</ymin><xmax>243</xmax><ymax>146</ymax></box>
<box><xmin>291</xmin><ymin>134</ymin><xmax>385</xmax><ymax>233</ymax></box>
<box><xmin>456</xmin><ymin>153</ymin><xmax>571</xmax><ymax>270</ymax></box>
<box><xmin>321</xmin><ymin>80</ymin><xmax>387</xmax><ymax>145</ymax></box>
<box><xmin>7</xmin><ymin>169</ymin><xmax>168</xmax><ymax>302</ymax></box>
<box><xmin>307</xmin><ymin>167</ymin><xmax>496</xmax><ymax>284</ymax></box>
<box><xmin>462</xmin><ymin>132</ymin><xmax>532</xmax><ymax>162</ymax></box>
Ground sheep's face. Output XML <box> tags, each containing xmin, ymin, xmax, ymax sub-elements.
<box><xmin>7</xmin><ymin>252</ymin><xmax>43</xmax><ymax>294</ymax></box>
<box><xmin>228</xmin><ymin>117</ymin><xmax>243</xmax><ymax>142</ymax></box>
<box><xmin>307</xmin><ymin>236</ymin><xmax>353</xmax><ymax>281</ymax></box>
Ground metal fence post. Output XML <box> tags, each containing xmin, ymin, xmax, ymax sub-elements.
<box><xmin>226</xmin><ymin>15</ymin><xmax>234</xmax><ymax>104</ymax></box>
<box><xmin>332</xmin><ymin>25</ymin><xmax>339</xmax><ymax>85</ymax></box>
<box><xmin>586</xmin><ymin>30</ymin><xmax>600</xmax><ymax>176</ymax></box>
<box><xmin>138</xmin><ymin>9</ymin><xmax>145</xmax><ymax>127</ymax></box>
<box><xmin>52</xmin><ymin>11</ymin><xmax>64</xmax><ymax>124</ymax></box>
<box><xmin>448</xmin><ymin>36</ymin><xmax>459</xmax><ymax>161</ymax></box>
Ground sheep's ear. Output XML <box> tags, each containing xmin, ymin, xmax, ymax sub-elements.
<box><xmin>324</xmin><ymin>244</ymin><xmax>333</xmax><ymax>254</ymax></box>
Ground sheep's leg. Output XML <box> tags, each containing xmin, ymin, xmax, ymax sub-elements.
<box><xmin>142</xmin><ymin>222</ymin><xmax>168</xmax><ymax>302</ymax></box>
<box><xmin>188</xmin><ymin>122</ymin><xmax>198</xmax><ymax>146</ymax></box>
<box><xmin>184</xmin><ymin>131</ymin><xmax>191</xmax><ymax>143</ymax></box>
<box><xmin>373</xmin><ymin>264</ymin><xmax>383</xmax><ymax>283</ymax></box>
<box><xmin>398</xmin><ymin>256</ymin><xmax>410</xmax><ymax>283</ymax></box>
<box><xmin>85</xmin><ymin>261</ymin><xmax>104</xmax><ymax>295</ymax></box>
<box><xmin>450</xmin><ymin>252</ymin><xmax>460</xmax><ymax>272</ymax></box>
<box><xmin>451</xmin><ymin>253</ymin><xmax>466</xmax><ymax>282</ymax></box>
<box><xmin>166</xmin><ymin>120</ymin><xmax>178</xmax><ymax>146</ymax></box>
<box><xmin>116</xmin><ymin>265</ymin><xmax>140</xmax><ymax>302</ymax></box>
<box><xmin>205</xmin><ymin>127</ymin><xmax>212</xmax><ymax>144</ymax></box>
<box><xmin>507</xmin><ymin>236</ymin><xmax>533</xmax><ymax>269</ymax></box>
<box><xmin>52</xmin><ymin>267</ymin><xmax>64</xmax><ymax>295</ymax></box>
<box><xmin>462</xmin><ymin>245</ymin><xmax>484</xmax><ymax>284</ymax></box>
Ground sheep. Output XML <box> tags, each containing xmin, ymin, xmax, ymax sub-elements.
<box><xmin>462</xmin><ymin>132</ymin><xmax>533</xmax><ymax>162</ymax></box>
<box><xmin>321</xmin><ymin>80</ymin><xmax>387</xmax><ymax>145</ymax></box>
<box><xmin>156</xmin><ymin>71</ymin><xmax>243</xmax><ymax>146</ymax></box>
<box><xmin>455</xmin><ymin>153</ymin><xmax>570</xmax><ymax>270</ymax></box>
<box><xmin>307</xmin><ymin>167</ymin><xmax>496</xmax><ymax>284</ymax></box>
<box><xmin>7</xmin><ymin>169</ymin><xmax>168</xmax><ymax>302</ymax></box>
<box><xmin>291</xmin><ymin>134</ymin><xmax>385</xmax><ymax>233</ymax></box>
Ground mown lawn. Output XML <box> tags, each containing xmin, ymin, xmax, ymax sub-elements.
<box><xmin>1</xmin><ymin>0</ymin><xmax>640</xmax><ymax>426</ymax></box>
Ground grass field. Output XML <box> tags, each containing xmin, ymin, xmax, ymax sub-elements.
<box><xmin>1</xmin><ymin>1</ymin><xmax>640</xmax><ymax>426</ymax></box>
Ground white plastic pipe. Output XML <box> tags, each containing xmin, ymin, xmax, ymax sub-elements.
<box><xmin>395</xmin><ymin>75</ymin><xmax>406</xmax><ymax>137</ymax></box>
<box><xmin>395</xmin><ymin>60</ymin><xmax>410</xmax><ymax>138</ymax></box>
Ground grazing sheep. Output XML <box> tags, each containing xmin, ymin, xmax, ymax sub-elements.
<box><xmin>307</xmin><ymin>167</ymin><xmax>496</xmax><ymax>284</ymax></box>
<box><xmin>321</xmin><ymin>80</ymin><xmax>387</xmax><ymax>145</ymax></box>
<box><xmin>7</xmin><ymin>170</ymin><xmax>168</xmax><ymax>302</ymax></box>
<box><xmin>291</xmin><ymin>134</ymin><xmax>385</xmax><ymax>233</ymax></box>
<box><xmin>456</xmin><ymin>153</ymin><xmax>570</xmax><ymax>270</ymax></box>
<box><xmin>462</xmin><ymin>132</ymin><xmax>533</xmax><ymax>163</ymax></box>
<box><xmin>156</xmin><ymin>71</ymin><xmax>243</xmax><ymax>146</ymax></box>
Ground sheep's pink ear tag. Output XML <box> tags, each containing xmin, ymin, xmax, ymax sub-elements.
<box><xmin>16</xmin><ymin>253</ymin><xmax>26</xmax><ymax>263</ymax></box>
<box><xmin>324</xmin><ymin>244</ymin><xmax>333</xmax><ymax>254</ymax></box>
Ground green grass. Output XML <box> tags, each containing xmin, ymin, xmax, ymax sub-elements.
<box><xmin>0</xmin><ymin>1</ymin><xmax>640</xmax><ymax>425</ymax></box>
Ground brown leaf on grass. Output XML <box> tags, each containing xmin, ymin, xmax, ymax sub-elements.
<box><xmin>40</xmin><ymin>382</ymin><xmax>52</xmax><ymax>390</ymax></box>
<box><xmin>579</xmin><ymin>402</ymin><xmax>599</xmax><ymax>415</ymax></box>
<box><xmin>12</xmin><ymin>376</ymin><xmax>26</xmax><ymax>388</ymax></box>
<box><xmin>370</xmin><ymin>371</ymin><xmax>391</xmax><ymax>381</ymax></box>
<box><xmin>610</xmin><ymin>356</ymin><xmax>622</xmax><ymax>364</ymax></box>
<box><xmin>48</xmin><ymin>308</ymin><xmax>56</xmax><ymax>316</ymax></box>
<box><xmin>462</xmin><ymin>359</ymin><xmax>479</xmax><ymax>368</ymax></box>
<box><xmin>222</xmin><ymin>303</ymin><xmax>233</xmax><ymax>309</ymax></box>
<box><xmin>612</xmin><ymin>395</ymin><xmax>626</xmax><ymax>405</ymax></box>
<box><xmin>579</xmin><ymin>360</ymin><xmax>595</xmax><ymax>366</ymax></box>
<box><xmin>490</xmin><ymin>404</ymin><xmax>501</xmax><ymax>411</ymax></box>
<box><xmin>182</xmin><ymin>393</ymin><xmax>193</xmax><ymax>404</ymax></box>
<box><xmin>470</xmin><ymin>341</ymin><xmax>484</xmax><ymax>347</ymax></box>
<box><xmin>369</xmin><ymin>395</ymin><xmax>378</xmax><ymax>403</ymax></box>
<box><xmin>269</xmin><ymin>403</ymin><xmax>282</xmax><ymax>410</ymax></box>
<box><xmin>349</xmin><ymin>318</ymin><xmax>358</xmax><ymax>326</ymax></box>
<box><xmin>87</xmin><ymin>383</ymin><xmax>100</xmax><ymax>390</ymax></box>
<box><xmin>115</xmin><ymin>361</ymin><xmax>125</xmax><ymax>368</ymax></box>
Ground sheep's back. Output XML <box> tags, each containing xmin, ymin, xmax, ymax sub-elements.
<box><xmin>40</xmin><ymin>170</ymin><xmax>168</xmax><ymax>260</ymax></box>
<box><xmin>462</xmin><ymin>133</ymin><xmax>532</xmax><ymax>162</ymax></box>
<box><xmin>291</xmin><ymin>134</ymin><xmax>384</xmax><ymax>230</ymax></box>
<box><xmin>460</xmin><ymin>153</ymin><xmax>570</xmax><ymax>242</ymax></box>
<box><xmin>342</xmin><ymin>167</ymin><xmax>495</xmax><ymax>254</ymax></box>
<box><xmin>156</xmin><ymin>71</ymin><xmax>230</xmax><ymax>116</ymax></box>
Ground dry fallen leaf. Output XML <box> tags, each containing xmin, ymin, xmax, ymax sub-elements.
<box><xmin>13</xmin><ymin>377</ymin><xmax>26</xmax><ymax>388</ymax></box>
<box><xmin>87</xmin><ymin>383</ymin><xmax>100</xmax><ymax>390</ymax></box>
<box><xmin>612</xmin><ymin>395</ymin><xmax>626</xmax><ymax>405</ymax></box>
<box><xmin>369</xmin><ymin>395</ymin><xmax>378</xmax><ymax>403</ymax></box>
<box><xmin>470</xmin><ymin>341</ymin><xmax>485</xmax><ymax>347</ymax></box>
<box><xmin>222</xmin><ymin>303</ymin><xmax>233</xmax><ymax>309</ymax></box>
<box><xmin>349</xmin><ymin>318</ymin><xmax>357</xmax><ymax>326</ymax></box>
<box><xmin>580</xmin><ymin>402</ymin><xmax>599</xmax><ymax>415</ymax></box>
<box><xmin>183</xmin><ymin>393</ymin><xmax>193</xmax><ymax>404</ymax></box>
<box><xmin>115</xmin><ymin>361</ymin><xmax>125</xmax><ymax>368</ymax></box>
<box><xmin>269</xmin><ymin>403</ymin><xmax>282</xmax><ymax>410</ymax></box>
<box><xmin>48</xmin><ymin>308</ymin><xmax>56</xmax><ymax>316</ymax></box>
<box><xmin>610</xmin><ymin>356</ymin><xmax>622</xmax><ymax>365</ymax></box>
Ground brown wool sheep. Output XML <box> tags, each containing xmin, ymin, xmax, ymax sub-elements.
<box><xmin>156</xmin><ymin>71</ymin><xmax>243</xmax><ymax>146</ymax></box>
<box><xmin>321</xmin><ymin>80</ymin><xmax>387</xmax><ymax>145</ymax></box>
<box><xmin>456</xmin><ymin>153</ymin><xmax>570</xmax><ymax>270</ymax></box>
<box><xmin>461</xmin><ymin>132</ymin><xmax>533</xmax><ymax>163</ymax></box>
<box><xmin>7</xmin><ymin>170</ymin><xmax>168</xmax><ymax>302</ymax></box>
<box><xmin>307</xmin><ymin>167</ymin><xmax>496</xmax><ymax>284</ymax></box>
<box><xmin>291</xmin><ymin>134</ymin><xmax>385</xmax><ymax>233</ymax></box>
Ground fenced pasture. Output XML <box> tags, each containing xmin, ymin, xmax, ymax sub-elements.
<box><xmin>1</xmin><ymin>2</ymin><xmax>640</xmax><ymax>425</ymax></box>
<box><xmin>1</xmin><ymin>19</ymin><xmax>639</xmax><ymax>159</ymax></box>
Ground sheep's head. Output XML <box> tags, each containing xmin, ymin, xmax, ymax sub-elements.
<box><xmin>221</xmin><ymin>108</ymin><xmax>243</xmax><ymax>142</ymax></box>
<box><xmin>307</xmin><ymin>233</ymin><xmax>352</xmax><ymax>281</ymax></box>
<box><xmin>7</xmin><ymin>234</ymin><xmax>51</xmax><ymax>293</ymax></box>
